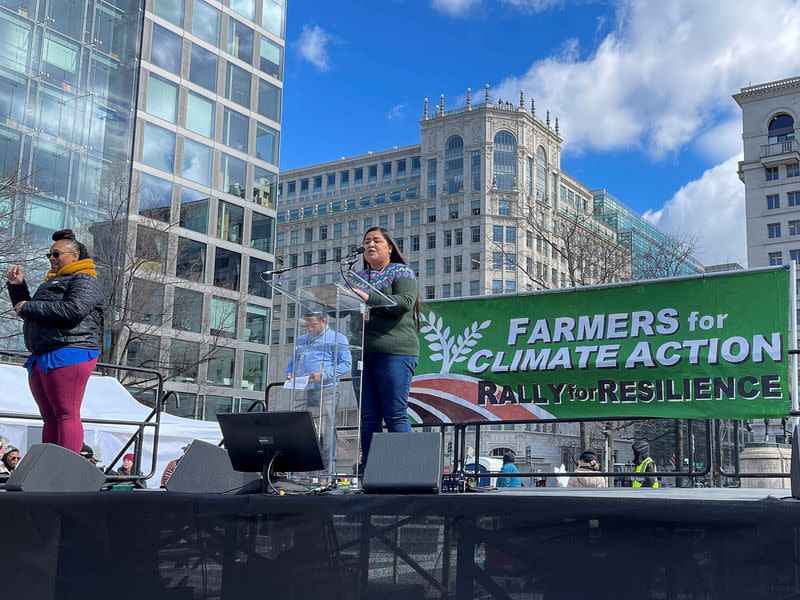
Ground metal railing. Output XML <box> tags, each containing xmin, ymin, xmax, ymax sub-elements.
<box><xmin>256</xmin><ymin>375</ymin><xmax>800</xmax><ymax>486</ymax></box>
<box><xmin>0</xmin><ymin>350</ymin><xmax>165</xmax><ymax>486</ymax></box>
<box><xmin>761</xmin><ymin>139</ymin><xmax>797</xmax><ymax>157</ymax></box>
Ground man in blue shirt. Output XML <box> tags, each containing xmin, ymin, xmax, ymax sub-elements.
<box><xmin>286</xmin><ymin>312</ymin><xmax>352</xmax><ymax>467</ymax></box>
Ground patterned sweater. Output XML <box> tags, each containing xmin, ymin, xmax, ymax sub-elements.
<box><xmin>356</xmin><ymin>262</ymin><xmax>420</xmax><ymax>356</ymax></box>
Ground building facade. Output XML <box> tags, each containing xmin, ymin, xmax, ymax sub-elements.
<box><xmin>735</xmin><ymin>75</ymin><xmax>800</xmax><ymax>445</ymax></box>
<box><xmin>270</xmin><ymin>88</ymin><xmax>694</xmax><ymax>469</ymax></box>
<box><xmin>0</xmin><ymin>0</ymin><xmax>287</xmax><ymax>421</ymax></box>
<box><xmin>593</xmin><ymin>189</ymin><xmax>703</xmax><ymax>278</ymax></box>
<box><xmin>735</xmin><ymin>76</ymin><xmax>800</xmax><ymax>275</ymax></box>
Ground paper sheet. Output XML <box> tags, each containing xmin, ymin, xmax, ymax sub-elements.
<box><xmin>283</xmin><ymin>376</ymin><xmax>310</xmax><ymax>390</ymax></box>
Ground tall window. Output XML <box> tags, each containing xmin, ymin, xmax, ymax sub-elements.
<box><xmin>259</xmin><ymin>37</ymin><xmax>283</xmax><ymax>79</ymax></box>
<box><xmin>214</xmin><ymin>248</ymin><xmax>241</xmax><ymax>290</ymax></box>
<box><xmin>189</xmin><ymin>43</ymin><xmax>218</xmax><ymax>91</ymax></box>
<box><xmin>227</xmin><ymin>18</ymin><xmax>254</xmax><ymax>62</ymax></box>
<box><xmin>768</xmin><ymin>113</ymin><xmax>795</xmax><ymax>143</ymax></box>
<box><xmin>176</xmin><ymin>238</ymin><xmax>206</xmax><ymax>282</ymax></box>
<box><xmin>217</xmin><ymin>200</ymin><xmax>244</xmax><ymax>242</ymax></box>
<box><xmin>493</xmin><ymin>225</ymin><xmax>503</xmax><ymax>242</ymax></box>
<box><xmin>251</xmin><ymin>212</ymin><xmax>275</xmax><ymax>252</ymax></box>
<box><xmin>185</xmin><ymin>92</ymin><xmax>214</xmax><ymax>138</ymax></box>
<box><xmin>226</xmin><ymin>63</ymin><xmax>251</xmax><ymax>108</ymax></box>
<box><xmin>262</xmin><ymin>0</ymin><xmax>286</xmax><ymax>38</ymax></box>
<box><xmin>193</xmin><ymin>0</ymin><xmax>220</xmax><ymax>45</ymax></box>
<box><xmin>210</xmin><ymin>297</ymin><xmax>237</xmax><ymax>338</ymax></box>
<box><xmin>471</xmin><ymin>150</ymin><xmax>481</xmax><ymax>191</ymax></box>
<box><xmin>493</xmin><ymin>131</ymin><xmax>516</xmax><ymax>190</ymax></box>
<box><xmin>151</xmin><ymin>24</ymin><xmax>182</xmax><ymax>75</ymax></box>
<box><xmin>536</xmin><ymin>146</ymin><xmax>548</xmax><ymax>202</ymax></box>
<box><xmin>444</xmin><ymin>135</ymin><xmax>464</xmax><ymax>194</ymax></box>
<box><xmin>146</xmin><ymin>73</ymin><xmax>177</xmax><ymax>123</ymax></box>
<box><xmin>427</xmin><ymin>158</ymin><xmax>437</xmax><ymax>198</ymax></box>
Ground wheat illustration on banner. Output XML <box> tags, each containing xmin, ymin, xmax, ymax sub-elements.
<box><xmin>419</xmin><ymin>311</ymin><xmax>491</xmax><ymax>373</ymax></box>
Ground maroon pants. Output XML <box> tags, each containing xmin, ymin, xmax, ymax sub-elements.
<box><xmin>28</xmin><ymin>359</ymin><xmax>97</xmax><ymax>453</ymax></box>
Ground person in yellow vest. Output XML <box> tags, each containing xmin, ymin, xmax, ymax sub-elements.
<box><xmin>631</xmin><ymin>440</ymin><xmax>658</xmax><ymax>488</ymax></box>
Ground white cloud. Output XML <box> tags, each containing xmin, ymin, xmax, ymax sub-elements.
<box><xmin>493</xmin><ymin>0</ymin><xmax>800</xmax><ymax>158</ymax></box>
<box><xmin>430</xmin><ymin>0</ymin><xmax>480</xmax><ymax>16</ymax></box>
<box><xmin>694</xmin><ymin>117</ymin><xmax>743</xmax><ymax>164</ymax></box>
<box><xmin>643</xmin><ymin>154</ymin><xmax>746</xmax><ymax>267</ymax></box>
<box><xmin>295</xmin><ymin>25</ymin><xmax>332</xmax><ymax>71</ymax></box>
<box><xmin>387</xmin><ymin>104</ymin><xmax>406</xmax><ymax>120</ymax></box>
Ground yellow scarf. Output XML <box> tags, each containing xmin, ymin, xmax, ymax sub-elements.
<box><xmin>44</xmin><ymin>258</ymin><xmax>97</xmax><ymax>281</ymax></box>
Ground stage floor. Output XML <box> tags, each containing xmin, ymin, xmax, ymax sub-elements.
<box><xmin>3</xmin><ymin>487</ymin><xmax>799</xmax><ymax>600</ymax></box>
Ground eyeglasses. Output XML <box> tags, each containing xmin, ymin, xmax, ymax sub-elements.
<box><xmin>45</xmin><ymin>251</ymin><xmax>77</xmax><ymax>259</ymax></box>
<box><xmin>6</xmin><ymin>456</ymin><xmax>19</xmax><ymax>461</ymax></box>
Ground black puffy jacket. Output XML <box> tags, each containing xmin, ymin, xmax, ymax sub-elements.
<box><xmin>7</xmin><ymin>274</ymin><xmax>104</xmax><ymax>355</ymax></box>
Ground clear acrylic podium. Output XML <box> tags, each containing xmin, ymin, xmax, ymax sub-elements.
<box><xmin>269</xmin><ymin>270</ymin><xmax>395</xmax><ymax>485</ymax></box>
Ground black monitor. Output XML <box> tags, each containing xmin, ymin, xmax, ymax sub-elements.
<box><xmin>217</xmin><ymin>411</ymin><xmax>324</xmax><ymax>475</ymax></box>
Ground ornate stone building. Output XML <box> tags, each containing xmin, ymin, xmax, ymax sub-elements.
<box><xmin>269</xmin><ymin>86</ymin><xmax>693</xmax><ymax>472</ymax></box>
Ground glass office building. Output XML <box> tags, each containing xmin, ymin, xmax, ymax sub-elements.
<box><xmin>0</xmin><ymin>0</ymin><xmax>286</xmax><ymax>421</ymax></box>
<box><xmin>593</xmin><ymin>189</ymin><xmax>703</xmax><ymax>278</ymax></box>
<box><xmin>0</xmin><ymin>0</ymin><xmax>143</xmax><ymax>242</ymax></box>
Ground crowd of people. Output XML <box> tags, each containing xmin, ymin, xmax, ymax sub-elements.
<box><xmin>494</xmin><ymin>441</ymin><xmax>659</xmax><ymax>489</ymax></box>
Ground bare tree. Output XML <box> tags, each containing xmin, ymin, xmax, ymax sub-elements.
<box><xmin>0</xmin><ymin>173</ymin><xmax>49</xmax><ymax>349</ymax></box>
<box><xmin>498</xmin><ymin>204</ymin><xmax>632</xmax><ymax>291</ymax></box>
<box><xmin>76</xmin><ymin>167</ymin><xmax>249</xmax><ymax>402</ymax></box>
<box><xmin>634</xmin><ymin>231</ymin><xmax>701</xmax><ymax>281</ymax></box>
<box><xmin>490</xmin><ymin>202</ymin><xmax>632</xmax><ymax>449</ymax></box>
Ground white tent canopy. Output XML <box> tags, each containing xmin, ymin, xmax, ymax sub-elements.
<box><xmin>0</xmin><ymin>364</ymin><xmax>224</xmax><ymax>484</ymax></box>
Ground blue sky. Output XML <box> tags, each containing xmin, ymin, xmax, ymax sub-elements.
<box><xmin>279</xmin><ymin>0</ymin><xmax>800</xmax><ymax>266</ymax></box>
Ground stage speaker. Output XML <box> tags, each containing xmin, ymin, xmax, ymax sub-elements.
<box><xmin>791</xmin><ymin>425</ymin><xmax>800</xmax><ymax>500</ymax></box>
<box><xmin>362</xmin><ymin>432</ymin><xmax>442</xmax><ymax>494</ymax></box>
<box><xmin>5</xmin><ymin>443</ymin><xmax>106</xmax><ymax>492</ymax></box>
<box><xmin>166</xmin><ymin>439</ymin><xmax>256</xmax><ymax>493</ymax></box>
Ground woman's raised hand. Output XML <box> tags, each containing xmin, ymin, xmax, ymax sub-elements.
<box><xmin>6</xmin><ymin>265</ymin><xmax>23</xmax><ymax>284</ymax></box>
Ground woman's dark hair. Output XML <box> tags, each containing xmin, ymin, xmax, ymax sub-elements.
<box><xmin>502</xmin><ymin>451</ymin><xmax>516</xmax><ymax>464</ymax></box>
<box><xmin>361</xmin><ymin>227</ymin><xmax>420</xmax><ymax>326</ymax></box>
<box><xmin>361</xmin><ymin>227</ymin><xmax>407</xmax><ymax>268</ymax></box>
<box><xmin>52</xmin><ymin>229</ymin><xmax>89</xmax><ymax>260</ymax></box>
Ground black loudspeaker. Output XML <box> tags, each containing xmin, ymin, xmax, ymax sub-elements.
<box><xmin>5</xmin><ymin>443</ymin><xmax>106</xmax><ymax>492</ymax></box>
<box><xmin>791</xmin><ymin>425</ymin><xmax>800</xmax><ymax>499</ymax></box>
<box><xmin>362</xmin><ymin>432</ymin><xmax>442</xmax><ymax>494</ymax></box>
<box><xmin>166</xmin><ymin>439</ymin><xmax>256</xmax><ymax>493</ymax></box>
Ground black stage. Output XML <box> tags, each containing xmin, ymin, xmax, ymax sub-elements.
<box><xmin>5</xmin><ymin>488</ymin><xmax>800</xmax><ymax>600</ymax></box>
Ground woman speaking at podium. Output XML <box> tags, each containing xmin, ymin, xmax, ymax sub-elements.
<box><xmin>5</xmin><ymin>229</ymin><xmax>103</xmax><ymax>454</ymax></box>
<box><xmin>353</xmin><ymin>227</ymin><xmax>420</xmax><ymax>469</ymax></box>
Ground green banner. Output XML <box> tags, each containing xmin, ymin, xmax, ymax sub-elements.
<box><xmin>410</xmin><ymin>268</ymin><xmax>792</xmax><ymax>424</ymax></box>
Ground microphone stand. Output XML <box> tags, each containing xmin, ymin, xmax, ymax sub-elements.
<box><xmin>260</xmin><ymin>252</ymin><xmax>364</xmax><ymax>283</ymax></box>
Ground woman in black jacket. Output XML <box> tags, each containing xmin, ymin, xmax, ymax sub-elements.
<box><xmin>6</xmin><ymin>229</ymin><xmax>104</xmax><ymax>453</ymax></box>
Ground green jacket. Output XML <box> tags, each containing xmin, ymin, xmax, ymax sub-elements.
<box><xmin>357</xmin><ymin>263</ymin><xmax>419</xmax><ymax>356</ymax></box>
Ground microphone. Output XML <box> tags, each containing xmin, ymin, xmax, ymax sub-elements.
<box><xmin>262</xmin><ymin>266</ymin><xmax>292</xmax><ymax>277</ymax></box>
<box><xmin>345</xmin><ymin>247</ymin><xmax>365</xmax><ymax>259</ymax></box>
